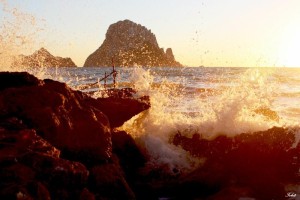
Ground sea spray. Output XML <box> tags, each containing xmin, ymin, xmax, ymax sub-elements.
<box><xmin>121</xmin><ymin>67</ymin><xmax>285</xmax><ymax>173</ymax></box>
<box><xmin>197</xmin><ymin>68</ymin><xmax>279</xmax><ymax>136</ymax></box>
<box><xmin>120</xmin><ymin>66</ymin><xmax>201</xmax><ymax>173</ymax></box>
<box><xmin>0</xmin><ymin>0</ymin><xmax>46</xmax><ymax>77</ymax></box>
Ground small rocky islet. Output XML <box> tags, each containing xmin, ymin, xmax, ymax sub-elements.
<box><xmin>13</xmin><ymin>48</ymin><xmax>77</xmax><ymax>68</ymax></box>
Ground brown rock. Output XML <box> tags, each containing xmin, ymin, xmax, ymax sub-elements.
<box><xmin>112</xmin><ymin>131</ymin><xmax>146</xmax><ymax>180</ymax></box>
<box><xmin>19</xmin><ymin>153</ymin><xmax>89</xmax><ymax>189</ymax></box>
<box><xmin>94</xmin><ymin>94</ymin><xmax>150</xmax><ymax>128</ymax></box>
<box><xmin>89</xmin><ymin>162</ymin><xmax>135</xmax><ymax>199</ymax></box>
<box><xmin>80</xmin><ymin>188</ymin><xmax>96</xmax><ymax>200</ymax></box>
<box><xmin>172</xmin><ymin>127</ymin><xmax>299</xmax><ymax>199</ymax></box>
<box><xmin>0</xmin><ymin>128</ymin><xmax>60</xmax><ymax>160</ymax></box>
<box><xmin>0</xmin><ymin>72</ymin><xmax>43</xmax><ymax>91</ymax></box>
<box><xmin>0</xmin><ymin>72</ymin><xmax>112</xmax><ymax>162</ymax></box>
<box><xmin>0</xmin><ymin>72</ymin><xmax>154</xmax><ymax>199</ymax></box>
<box><xmin>0</xmin><ymin>119</ymin><xmax>90</xmax><ymax>199</ymax></box>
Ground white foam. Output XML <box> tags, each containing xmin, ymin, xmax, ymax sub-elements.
<box><xmin>121</xmin><ymin>67</ymin><xmax>284</xmax><ymax>172</ymax></box>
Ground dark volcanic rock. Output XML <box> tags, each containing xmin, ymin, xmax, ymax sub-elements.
<box><xmin>0</xmin><ymin>71</ymin><xmax>152</xmax><ymax>199</ymax></box>
<box><xmin>13</xmin><ymin>48</ymin><xmax>77</xmax><ymax>68</ymax></box>
<box><xmin>85</xmin><ymin>88</ymin><xmax>151</xmax><ymax>128</ymax></box>
<box><xmin>0</xmin><ymin>72</ymin><xmax>112</xmax><ymax>162</ymax></box>
<box><xmin>0</xmin><ymin>71</ymin><xmax>42</xmax><ymax>91</ymax></box>
<box><xmin>95</xmin><ymin>95</ymin><xmax>150</xmax><ymax>128</ymax></box>
<box><xmin>89</xmin><ymin>162</ymin><xmax>136</xmax><ymax>199</ymax></box>
<box><xmin>0</xmin><ymin>126</ymin><xmax>88</xmax><ymax>199</ymax></box>
<box><xmin>112</xmin><ymin>131</ymin><xmax>147</xmax><ymax>180</ymax></box>
<box><xmin>84</xmin><ymin>19</ymin><xmax>182</xmax><ymax>67</ymax></box>
<box><xmin>171</xmin><ymin>127</ymin><xmax>300</xmax><ymax>199</ymax></box>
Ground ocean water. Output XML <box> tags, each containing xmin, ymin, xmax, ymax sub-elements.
<box><xmin>42</xmin><ymin>66</ymin><xmax>300</xmax><ymax>126</ymax></box>
<box><xmin>28</xmin><ymin>66</ymin><xmax>299</xmax><ymax>171</ymax></box>
<box><xmin>2</xmin><ymin>65</ymin><xmax>300</xmax><ymax>198</ymax></box>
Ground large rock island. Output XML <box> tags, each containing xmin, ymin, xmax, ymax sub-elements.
<box><xmin>13</xmin><ymin>48</ymin><xmax>77</xmax><ymax>68</ymax></box>
<box><xmin>84</xmin><ymin>20</ymin><xmax>182</xmax><ymax>67</ymax></box>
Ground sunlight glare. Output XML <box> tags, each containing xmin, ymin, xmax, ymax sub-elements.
<box><xmin>278</xmin><ymin>24</ymin><xmax>300</xmax><ymax>67</ymax></box>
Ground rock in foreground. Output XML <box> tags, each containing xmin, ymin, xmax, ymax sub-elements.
<box><xmin>0</xmin><ymin>72</ymin><xmax>111</xmax><ymax>162</ymax></box>
<box><xmin>1</xmin><ymin>72</ymin><xmax>298</xmax><ymax>200</ymax></box>
<box><xmin>0</xmin><ymin>71</ymin><xmax>150</xmax><ymax>199</ymax></box>
<box><xmin>92</xmin><ymin>88</ymin><xmax>150</xmax><ymax>128</ymax></box>
<box><xmin>170</xmin><ymin>127</ymin><xmax>300</xmax><ymax>199</ymax></box>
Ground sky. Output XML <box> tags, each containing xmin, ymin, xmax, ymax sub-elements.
<box><xmin>1</xmin><ymin>0</ymin><xmax>300</xmax><ymax>67</ymax></box>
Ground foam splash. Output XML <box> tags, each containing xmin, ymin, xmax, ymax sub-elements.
<box><xmin>121</xmin><ymin>67</ymin><xmax>285</xmax><ymax>173</ymax></box>
<box><xmin>198</xmin><ymin>68</ymin><xmax>278</xmax><ymax>137</ymax></box>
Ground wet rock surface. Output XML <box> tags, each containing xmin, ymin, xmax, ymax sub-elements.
<box><xmin>0</xmin><ymin>72</ymin><xmax>112</xmax><ymax>162</ymax></box>
<box><xmin>1</xmin><ymin>71</ymin><xmax>299</xmax><ymax>200</ymax></box>
<box><xmin>94</xmin><ymin>96</ymin><xmax>150</xmax><ymax>128</ymax></box>
<box><xmin>171</xmin><ymin>127</ymin><xmax>300</xmax><ymax>199</ymax></box>
<box><xmin>0</xmin><ymin>72</ymin><xmax>148</xmax><ymax>199</ymax></box>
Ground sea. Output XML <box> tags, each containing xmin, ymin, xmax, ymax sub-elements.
<box><xmin>41</xmin><ymin>66</ymin><xmax>300</xmax><ymax>127</ymax></box>
<box><xmin>2</xmin><ymin>65</ymin><xmax>300</xmax><ymax>198</ymax></box>
<box><xmin>19</xmin><ymin>66</ymin><xmax>300</xmax><ymax>171</ymax></box>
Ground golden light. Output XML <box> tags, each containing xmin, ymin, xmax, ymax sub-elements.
<box><xmin>278</xmin><ymin>24</ymin><xmax>300</xmax><ymax>67</ymax></box>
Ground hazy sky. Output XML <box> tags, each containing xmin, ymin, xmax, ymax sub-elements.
<box><xmin>1</xmin><ymin>0</ymin><xmax>300</xmax><ymax>67</ymax></box>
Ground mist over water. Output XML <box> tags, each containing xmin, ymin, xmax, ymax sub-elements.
<box><xmin>18</xmin><ymin>66</ymin><xmax>298</xmax><ymax>173</ymax></box>
<box><xmin>120</xmin><ymin>66</ymin><xmax>300</xmax><ymax>172</ymax></box>
<box><xmin>0</xmin><ymin>0</ymin><xmax>45</xmax><ymax>74</ymax></box>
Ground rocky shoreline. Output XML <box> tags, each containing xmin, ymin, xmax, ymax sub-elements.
<box><xmin>1</xmin><ymin>72</ymin><xmax>299</xmax><ymax>199</ymax></box>
<box><xmin>0</xmin><ymin>72</ymin><xmax>148</xmax><ymax>199</ymax></box>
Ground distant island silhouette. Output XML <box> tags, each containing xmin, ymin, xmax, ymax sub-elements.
<box><xmin>13</xmin><ymin>48</ymin><xmax>77</xmax><ymax>68</ymax></box>
<box><xmin>84</xmin><ymin>20</ymin><xmax>182</xmax><ymax>67</ymax></box>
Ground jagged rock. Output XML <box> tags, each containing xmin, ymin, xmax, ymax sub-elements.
<box><xmin>171</xmin><ymin>127</ymin><xmax>300</xmax><ymax>199</ymax></box>
<box><xmin>0</xmin><ymin>71</ymin><xmax>43</xmax><ymax>91</ymax></box>
<box><xmin>79</xmin><ymin>188</ymin><xmax>96</xmax><ymax>200</ymax></box>
<box><xmin>84</xmin><ymin>20</ymin><xmax>182</xmax><ymax>67</ymax></box>
<box><xmin>89</xmin><ymin>161</ymin><xmax>136</xmax><ymax>199</ymax></box>
<box><xmin>0</xmin><ymin>72</ymin><xmax>112</xmax><ymax>162</ymax></box>
<box><xmin>165</xmin><ymin>48</ymin><xmax>175</xmax><ymax>61</ymax></box>
<box><xmin>0</xmin><ymin>126</ymin><xmax>88</xmax><ymax>200</ymax></box>
<box><xmin>19</xmin><ymin>152</ymin><xmax>89</xmax><ymax>189</ymax></box>
<box><xmin>0</xmin><ymin>127</ymin><xmax>61</xmax><ymax>160</ymax></box>
<box><xmin>0</xmin><ymin>127</ymin><xmax>52</xmax><ymax>199</ymax></box>
<box><xmin>84</xmin><ymin>88</ymin><xmax>150</xmax><ymax>128</ymax></box>
<box><xmin>0</xmin><ymin>71</ymin><xmax>152</xmax><ymax>199</ymax></box>
<box><xmin>94</xmin><ymin>95</ymin><xmax>150</xmax><ymax>128</ymax></box>
<box><xmin>13</xmin><ymin>48</ymin><xmax>77</xmax><ymax>68</ymax></box>
<box><xmin>112</xmin><ymin>131</ymin><xmax>147</xmax><ymax>181</ymax></box>
<box><xmin>0</xmin><ymin>71</ymin><xmax>151</xmax><ymax>161</ymax></box>
<box><xmin>0</xmin><ymin>71</ymin><xmax>157</xmax><ymax>199</ymax></box>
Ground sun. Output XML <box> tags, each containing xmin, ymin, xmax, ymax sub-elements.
<box><xmin>278</xmin><ymin>24</ymin><xmax>300</xmax><ymax>67</ymax></box>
